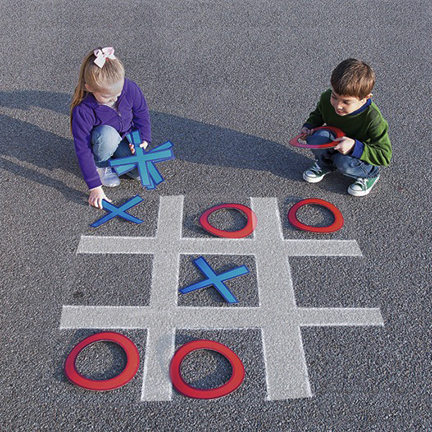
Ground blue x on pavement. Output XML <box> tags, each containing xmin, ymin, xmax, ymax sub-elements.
<box><xmin>179</xmin><ymin>256</ymin><xmax>249</xmax><ymax>303</ymax></box>
<box><xmin>109</xmin><ymin>130</ymin><xmax>175</xmax><ymax>190</ymax></box>
<box><xmin>91</xmin><ymin>195</ymin><xmax>144</xmax><ymax>228</ymax></box>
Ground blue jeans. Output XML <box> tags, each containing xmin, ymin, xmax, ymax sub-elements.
<box><xmin>91</xmin><ymin>125</ymin><xmax>131</xmax><ymax>167</ymax></box>
<box><xmin>91</xmin><ymin>125</ymin><xmax>139</xmax><ymax>177</ymax></box>
<box><xmin>307</xmin><ymin>129</ymin><xmax>379</xmax><ymax>179</ymax></box>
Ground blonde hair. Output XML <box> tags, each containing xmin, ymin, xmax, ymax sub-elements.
<box><xmin>70</xmin><ymin>48</ymin><xmax>125</xmax><ymax>129</ymax></box>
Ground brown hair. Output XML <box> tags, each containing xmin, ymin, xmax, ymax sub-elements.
<box><xmin>330</xmin><ymin>58</ymin><xmax>375</xmax><ymax>99</ymax></box>
<box><xmin>70</xmin><ymin>48</ymin><xmax>125</xmax><ymax>129</ymax></box>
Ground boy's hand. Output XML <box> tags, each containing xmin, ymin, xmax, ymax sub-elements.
<box><xmin>129</xmin><ymin>141</ymin><xmax>149</xmax><ymax>154</ymax></box>
<box><xmin>300</xmin><ymin>127</ymin><xmax>314</xmax><ymax>137</ymax></box>
<box><xmin>334</xmin><ymin>136</ymin><xmax>355</xmax><ymax>154</ymax></box>
<box><xmin>89</xmin><ymin>186</ymin><xmax>111</xmax><ymax>209</ymax></box>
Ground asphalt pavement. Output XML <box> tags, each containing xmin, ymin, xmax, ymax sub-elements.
<box><xmin>1</xmin><ymin>0</ymin><xmax>431</xmax><ymax>430</ymax></box>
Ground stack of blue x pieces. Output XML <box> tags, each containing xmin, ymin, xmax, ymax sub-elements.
<box><xmin>109</xmin><ymin>130</ymin><xmax>175</xmax><ymax>190</ymax></box>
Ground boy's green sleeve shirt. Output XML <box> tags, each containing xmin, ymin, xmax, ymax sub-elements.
<box><xmin>304</xmin><ymin>101</ymin><xmax>325</xmax><ymax>129</ymax></box>
<box><xmin>304</xmin><ymin>89</ymin><xmax>392</xmax><ymax>166</ymax></box>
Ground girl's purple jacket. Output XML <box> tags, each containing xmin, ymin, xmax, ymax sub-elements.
<box><xmin>71</xmin><ymin>78</ymin><xmax>151</xmax><ymax>189</ymax></box>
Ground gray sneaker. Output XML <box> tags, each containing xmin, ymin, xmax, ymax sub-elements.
<box><xmin>126</xmin><ymin>170</ymin><xmax>140</xmax><ymax>181</ymax></box>
<box><xmin>97</xmin><ymin>167</ymin><xmax>120</xmax><ymax>187</ymax></box>
<box><xmin>348</xmin><ymin>176</ymin><xmax>380</xmax><ymax>197</ymax></box>
<box><xmin>303</xmin><ymin>162</ymin><xmax>333</xmax><ymax>183</ymax></box>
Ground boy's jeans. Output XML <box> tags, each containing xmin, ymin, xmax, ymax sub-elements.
<box><xmin>307</xmin><ymin>129</ymin><xmax>379</xmax><ymax>179</ymax></box>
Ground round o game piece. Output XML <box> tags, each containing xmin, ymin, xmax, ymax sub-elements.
<box><xmin>288</xmin><ymin>198</ymin><xmax>344</xmax><ymax>233</ymax></box>
<box><xmin>170</xmin><ymin>339</ymin><xmax>245</xmax><ymax>399</ymax></box>
<box><xmin>199</xmin><ymin>203</ymin><xmax>257</xmax><ymax>238</ymax></box>
<box><xmin>64</xmin><ymin>332</ymin><xmax>140</xmax><ymax>391</ymax></box>
<box><xmin>289</xmin><ymin>126</ymin><xmax>345</xmax><ymax>149</ymax></box>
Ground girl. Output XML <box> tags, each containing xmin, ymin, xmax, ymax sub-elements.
<box><xmin>70</xmin><ymin>47</ymin><xmax>151</xmax><ymax>209</ymax></box>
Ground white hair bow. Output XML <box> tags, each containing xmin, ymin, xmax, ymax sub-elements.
<box><xmin>93</xmin><ymin>47</ymin><xmax>116</xmax><ymax>68</ymax></box>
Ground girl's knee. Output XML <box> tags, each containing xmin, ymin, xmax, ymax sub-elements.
<box><xmin>91</xmin><ymin>125</ymin><xmax>122</xmax><ymax>163</ymax></box>
<box><xmin>92</xmin><ymin>125</ymin><xmax>121</xmax><ymax>148</ymax></box>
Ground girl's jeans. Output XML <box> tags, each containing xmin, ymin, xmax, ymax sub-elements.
<box><xmin>307</xmin><ymin>129</ymin><xmax>379</xmax><ymax>179</ymax></box>
<box><xmin>91</xmin><ymin>125</ymin><xmax>139</xmax><ymax>177</ymax></box>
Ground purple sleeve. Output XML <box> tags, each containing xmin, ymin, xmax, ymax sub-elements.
<box><xmin>130</xmin><ymin>81</ymin><xmax>152</xmax><ymax>144</ymax></box>
<box><xmin>71</xmin><ymin>106</ymin><xmax>101</xmax><ymax>189</ymax></box>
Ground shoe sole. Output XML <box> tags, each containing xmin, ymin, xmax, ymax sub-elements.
<box><xmin>126</xmin><ymin>173</ymin><xmax>141</xmax><ymax>181</ymax></box>
<box><xmin>102</xmin><ymin>181</ymin><xmax>121</xmax><ymax>187</ymax></box>
<box><xmin>347</xmin><ymin>188</ymin><xmax>370</xmax><ymax>197</ymax></box>
<box><xmin>303</xmin><ymin>172</ymin><xmax>327</xmax><ymax>183</ymax></box>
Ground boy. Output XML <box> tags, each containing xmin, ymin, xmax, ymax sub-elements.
<box><xmin>300</xmin><ymin>59</ymin><xmax>391</xmax><ymax>196</ymax></box>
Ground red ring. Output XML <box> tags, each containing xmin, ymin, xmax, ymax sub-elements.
<box><xmin>288</xmin><ymin>198</ymin><xmax>344</xmax><ymax>233</ymax></box>
<box><xmin>170</xmin><ymin>340</ymin><xmax>245</xmax><ymax>399</ymax></box>
<box><xmin>289</xmin><ymin>126</ymin><xmax>345</xmax><ymax>149</ymax></box>
<box><xmin>199</xmin><ymin>204</ymin><xmax>257</xmax><ymax>238</ymax></box>
<box><xmin>64</xmin><ymin>332</ymin><xmax>140</xmax><ymax>391</ymax></box>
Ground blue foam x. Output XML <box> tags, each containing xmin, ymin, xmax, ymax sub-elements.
<box><xmin>179</xmin><ymin>256</ymin><xmax>249</xmax><ymax>304</ymax></box>
<box><xmin>91</xmin><ymin>195</ymin><xmax>144</xmax><ymax>228</ymax></box>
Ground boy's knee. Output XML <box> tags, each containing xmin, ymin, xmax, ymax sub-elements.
<box><xmin>306</xmin><ymin>129</ymin><xmax>336</xmax><ymax>146</ymax></box>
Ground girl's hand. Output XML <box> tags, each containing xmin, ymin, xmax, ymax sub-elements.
<box><xmin>89</xmin><ymin>186</ymin><xmax>111</xmax><ymax>209</ymax></box>
<box><xmin>129</xmin><ymin>141</ymin><xmax>149</xmax><ymax>154</ymax></box>
<box><xmin>334</xmin><ymin>136</ymin><xmax>355</xmax><ymax>154</ymax></box>
<box><xmin>300</xmin><ymin>127</ymin><xmax>314</xmax><ymax>137</ymax></box>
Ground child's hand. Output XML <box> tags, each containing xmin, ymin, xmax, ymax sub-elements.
<box><xmin>89</xmin><ymin>186</ymin><xmax>111</xmax><ymax>209</ymax></box>
<box><xmin>334</xmin><ymin>136</ymin><xmax>355</xmax><ymax>154</ymax></box>
<box><xmin>129</xmin><ymin>141</ymin><xmax>149</xmax><ymax>154</ymax></box>
<box><xmin>300</xmin><ymin>127</ymin><xmax>314</xmax><ymax>137</ymax></box>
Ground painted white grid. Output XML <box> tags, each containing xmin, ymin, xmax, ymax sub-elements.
<box><xmin>60</xmin><ymin>196</ymin><xmax>384</xmax><ymax>401</ymax></box>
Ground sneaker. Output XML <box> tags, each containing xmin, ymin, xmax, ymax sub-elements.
<box><xmin>126</xmin><ymin>170</ymin><xmax>140</xmax><ymax>181</ymax></box>
<box><xmin>348</xmin><ymin>176</ymin><xmax>380</xmax><ymax>197</ymax></box>
<box><xmin>303</xmin><ymin>162</ymin><xmax>333</xmax><ymax>183</ymax></box>
<box><xmin>97</xmin><ymin>167</ymin><xmax>120</xmax><ymax>187</ymax></box>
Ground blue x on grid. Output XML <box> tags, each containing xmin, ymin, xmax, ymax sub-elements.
<box><xmin>109</xmin><ymin>130</ymin><xmax>175</xmax><ymax>190</ymax></box>
<box><xmin>179</xmin><ymin>257</ymin><xmax>250</xmax><ymax>304</ymax></box>
<box><xmin>91</xmin><ymin>195</ymin><xmax>144</xmax><ymax>228</ymax></box>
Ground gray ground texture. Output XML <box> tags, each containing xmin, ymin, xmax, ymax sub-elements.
<box><xmin>1</xmin><ymin>0</ymin><xmax>431</xmax><ymax>431</ymax></box>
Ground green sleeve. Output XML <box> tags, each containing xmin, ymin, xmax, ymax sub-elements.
<box><xmin>361</xmin><ymin>114</ymin><xmax>392</xmax><ymax>166</ymax></box>
<box><xmin>304</xmin><ymin>94</ymin><xmax>326</xmax><ymax>128</ymax></box>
